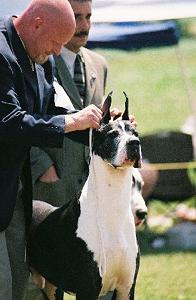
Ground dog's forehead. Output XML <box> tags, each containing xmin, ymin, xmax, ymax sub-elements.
<box><xmin>110</xmin><ymin>120</ymin><xmax>137</xmax><ymax>135</ymax></box>
<box><xmin>98</xmin><ymin>120</ymin><xmax>139</xmax><ymax>141</ymax></box>
<box><xmin>118</xmin><ymin>120</ymin><xmax>134</xmax><ymax>131</ymax></box>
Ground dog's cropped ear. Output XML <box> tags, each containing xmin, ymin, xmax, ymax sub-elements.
<box><xmin>122</xmin><ymin>91</ymin><xmax>129</xmax><ymax>121</ymax></box>
<box><xmin>101</xmin><ymin>91</ymin><xmax>112</xmax><ymax>125</ymax></box>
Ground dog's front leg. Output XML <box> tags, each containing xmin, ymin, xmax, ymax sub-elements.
<box><xmin>116</xmin><ymin>294</ymin><xmax>130</xmax><ymax>300</ymax></box>
<box><xmin>112</xmin><ymin>251</ymin><xmax>140</xmax><ymax>300</ymax></box>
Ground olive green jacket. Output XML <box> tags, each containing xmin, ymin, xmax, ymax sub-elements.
<box><xmin>30</xmin><ymin>47</ymin><xmax>108</xmax><ymax>206</ymax></box>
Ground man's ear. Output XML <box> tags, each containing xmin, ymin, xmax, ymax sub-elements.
<box><xmin>34</xmin><ymin>17</ymin><xmax>43</xmax><ymax>30</ymax></box>
<box><xmin>101</xmin><ymin>91</ymin><xmax>112</xmax><ymax>125</ymax></box>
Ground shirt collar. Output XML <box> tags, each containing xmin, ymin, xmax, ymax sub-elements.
<box><xmin>61</xmin><ymin>47</ymin><xmax>77</xmax><ymax>78</ymax></box>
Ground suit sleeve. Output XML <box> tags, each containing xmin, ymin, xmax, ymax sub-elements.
<box><xmin>0</xmin><ymin>53</ymin><xmax>65</xmax><ymax>147</ymax></box>
<box><xmin>0</xmin><ymin>53</ymin><xmax>89</xmax><ymax>147</ymax></box>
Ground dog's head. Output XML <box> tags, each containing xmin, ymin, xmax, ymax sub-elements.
<box><xmin>93</xmin><ymin>92</ymin><xmax>142</xmax><ymax>169</ymax></box>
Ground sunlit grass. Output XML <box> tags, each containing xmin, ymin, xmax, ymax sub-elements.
<box><xmin>136</xmin><ymin>252</ymin><xmax>196</xmax><ymax>300</ymax></box>
<box><xmin>96</xmin><ymin>38</ymin><xmax>196</xmax><ymax>135</ymax></box>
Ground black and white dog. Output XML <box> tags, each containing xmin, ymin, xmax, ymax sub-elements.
<box><xmin>27</xmin><ymin>92</ymin><xmax>143</xmax><ymax>300</ymax></box>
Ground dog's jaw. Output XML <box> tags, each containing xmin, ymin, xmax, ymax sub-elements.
<box><xmin>107</xmin><ymin>160</ymin><xmax>136</xmax><ymax>170</ymax></box>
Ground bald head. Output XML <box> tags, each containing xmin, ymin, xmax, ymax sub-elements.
<box><xmin>14</xmin><ymin>0</ymin><xmax>76</xmax><ymax>64</ymax></box>
<box><xmin>25</xmin><ymin>0</ymin><xmax>75</xmax><ymax>26</ymax></box>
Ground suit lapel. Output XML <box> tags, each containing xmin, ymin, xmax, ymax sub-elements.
<box><xmin>54</xmin><ymin>55</ymin><xmax>83</xmax><ymax>110</ymax></box>
<box><xmin>81</xmin><ymin>48</ymin><xmax>97</xmax><ymax>107</ymax></box>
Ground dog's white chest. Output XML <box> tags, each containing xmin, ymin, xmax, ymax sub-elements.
<box><xmin>99</xmin><ymin>232</ymin><xmax>137</xmax><ymax>297</ymax></box>
<box><xmin>76</xmin><ymin>155</ymin><xmax>138</xmax><ymax>296</ymax></box>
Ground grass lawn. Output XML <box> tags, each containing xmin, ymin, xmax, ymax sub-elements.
<box><xmin>97</xmin><ymin>38</ymin><xmax>196</xmax><ymax>135</ymax></box>
<box><xmin>64</xmin><ymin>38</ymin><xmax>196</xmax><ymax>299</ymax></box>
<box><xmin>136</xmin><ymin>251</ymin><xmax>196</xmax><ymax>300</ymax></box>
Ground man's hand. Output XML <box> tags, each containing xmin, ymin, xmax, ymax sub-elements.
<box><xmin>129</xmin><ymin>114</ymin><xmax>137</xmax><ymax>128</ymax></box>
<box><xmin>110</xmin><ymin>108</ymin><xmax>122</xmax><ymax>119</ymax></box>
<box><xmin>110</xmin><ymin>107</ymin><xmax>137</xmax><ymax>128</ymax></box>
<box><xmin>64</xmin><ymin>104</ymin><xmax>102</xmax><ymax>132</ymax></box>
<box><xmin>39</xmin><ymin>166</ymin><xmax>59</xmax><ymax>183</ymax></box>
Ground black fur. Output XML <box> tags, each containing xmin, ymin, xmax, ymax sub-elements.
<box><xmin>28</xmin><ymin>200</ymin><xmax>102</xmax><ymax>296</ymax></box>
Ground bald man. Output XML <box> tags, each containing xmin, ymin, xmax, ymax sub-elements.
<box><xmin>0</xmin><ymin>0</ymin><xmax>102</xmax><ymax>299</ymax></box>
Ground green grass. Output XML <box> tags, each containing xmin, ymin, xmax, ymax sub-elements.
<box><xmin>95</xmin><ymin>38</ymin><xmax>196</xmax><ymax>135</ymax></box>
<box><xmin>136</xmin><ymin>251</ymin><xmax>196</xmax><ymax>300</ymax></box>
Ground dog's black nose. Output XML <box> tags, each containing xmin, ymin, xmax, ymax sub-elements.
<box><xmin>126</xmin><ymin>140</ymin><xmax>140</xmax><ymax>159</ymax></box>
<box><xmin>127</xmin><ymin>139</ymin><xmax>140</xmax><ymax>146</ymax></box>
<box><xmin>136</xmin><ymin>209</ymin><xmax>147</xmax><ymax>220</ymax></box>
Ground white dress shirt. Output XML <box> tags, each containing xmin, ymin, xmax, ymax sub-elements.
<box><xmin>61</xmin><ymin>47</ymin><xmax>77</xmax><ymax>78</ymax></box>
<box><xmin>53</xmin><ymin>48</ymin><xmax>79</xmax><ymax>110</ymax></box>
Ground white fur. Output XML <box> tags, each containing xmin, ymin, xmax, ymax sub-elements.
<box><xmin>76</xmin><ymin>155</ymin><xmax>138</xmax><ymax>297</ymax></box>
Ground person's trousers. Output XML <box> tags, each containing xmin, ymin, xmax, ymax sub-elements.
<box><xmin>0</xmin><ymin>194</ymin><xmax>30</xmax><ymax>300</ymax></box>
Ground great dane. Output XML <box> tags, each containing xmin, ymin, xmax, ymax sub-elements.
<box><xmin>27</xmin><ymin>92</ymin><xmax>143</xmax><ymax>300</ymax></box>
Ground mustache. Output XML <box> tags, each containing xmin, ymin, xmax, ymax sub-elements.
<box><xmin>74</xmin><ymin>31</ymin><xmax>89</xmax><ymax>37</ymax></box>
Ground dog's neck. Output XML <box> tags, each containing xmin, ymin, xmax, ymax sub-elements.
<box><xmin>90</xmin><ymin>154</ymin><xmax>132</xmax><ymax>204</ymax></box>
<box><xmin>90</xmin><ymin>154</ymin><xmax>133</xmax><ymax>182</ymax></box>
<box><xmin>79</xmin><ymin>154</ymin><xmax>134</xmax><ymax>228</ymax></box>
<box><xmin>77</xmin><ymin>153</ymin><xmax>137</xmax><ymax>283</ymax></box>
